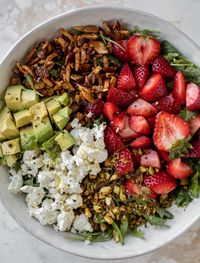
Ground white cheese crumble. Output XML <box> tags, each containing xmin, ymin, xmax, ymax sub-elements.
<box><xmin>8</xmin><ymin>120</ymin><xmax>107</xmax><ymax>234</ymax></box>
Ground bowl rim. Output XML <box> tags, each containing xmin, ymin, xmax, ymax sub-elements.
<box><xmin>1</xmin><ymin>5</ymin><xmax>200</xmax><ymax>260</ymax></box>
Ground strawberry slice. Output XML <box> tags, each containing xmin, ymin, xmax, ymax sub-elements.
<box><xmin>130</xmin><ymin>136</ymin><xmax>152</xmax><ymax>148</ymax></box>
<box><xmin>133</xmin><ymin>65</ymin><xmax>150</xmax><ymax>89</ymax></box>
<box><xmin>147</xmin><ymin>115</ymin><xmax>156</xmax><ymax>129</ymax></box>
<box><xmin>127</xmin><ymin>35</ymin><xmax>160</xmax><ymax>66</ymax></box>
<box><xmin>103</xmin><ymin>102</ymin><xmax>120</xmax><ymax>121</ymax></box>
<box><xmin>139</xmin><ymin>73</ymin><xmax>167</xmax><ymax>102</ymax></box>
<box><xmin>125</xmin><ymin>179</ymin><xmax>140</xmax><ymax>195</ymax></box>
<box><xmin>115</xmin><ymin>149</ymin><xmax>134</xmax><ymax>176</ymax></box>
<box><xmin>152</xmin><ymin>55</ymin><xmax>176</xmax><ymax>79</ymax></box>
<box><xmin>144</xmin><ymin>171</ymin><xmax>177</xmax><ymax>194</ymax></box>
<box><xmin>117</xmin><ymin>63</ymin><xmax>136</xmax><ymax>90</ymax></box>
<box><xmin>154</xmin><ymin>93</ymin><xmax>181</xmax><ymax>114</ymax></box>
<box><xmin>188</xmin><ymin>141</ymin><xmax>200</xmax><ymax>158</ymax></box>
<box><xmin>186</xmin><ymin>83</ymin><xmax>200</xmax><ymax>111</ymax></box>
<box><xmin>104</xmin><ymin>126</ymin><xmax>124</xmax><ymax>154</ymax></box>
<box><xmin>112</xmin><ymin>40</ymin><xmax>130</xmax><ymax>62</ymax></box>
<box><xmin>158</xmin><ymin>150</ymin><xmax>171</xmax><ymax>162</ymax></box>
<box><xmin>153</xmin><ymin>111</ymin><xmax>190</xmax><ymax>152</ymax></box>
<box><xmin>167</xmin><ymin>158</ymin><xmax>193</xmax><ymax>179</ymax></box>
<box><xmin>111</xmin><ymin>112</ymin><xmax>126</xmax><ymax>132</ymax></box>
<box><xmin>129</xmin><ymin>115</ymin><xmax>151</xmax><ymax>135</ymax></box>
<box><xmin>119</xmin><ymin>114</ymin><xmax>140</xmax><ymax>140</ymax></box>
<box><xmin>84</xmin><ymin>99</ymin><xmax>104</xmax><ymax>117</ymax></box>
<box><xmin>172</xmin><ymin>71</ymin><xmax>186</xmax><ymax>105</ymax></box>
<box><xmin>189</xmin><ymin>114</ymin><xmax>200</xmax><ymax>135</ymax></box>
<box><xmin>127</xmin><ymin>98</ymin><xmax>158</xmax><ymax>117</ymax></box>
<box><xmin>140</xmin><ymin>150</ymin><xmax>161</xmax><ymax>168</ymax></box>
<box><xmin>107</xmin><ymin>87</ymin><xmax>135</xmax><ymax>107</ymax></box>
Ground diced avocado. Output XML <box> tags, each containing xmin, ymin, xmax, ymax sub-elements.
<box><xmin>0</xmin><ymin>106</ymin><xmax>19</xmax><ymax>139</ymax></box>
<box><xmin>1</xmin><ymin>138</ymin><xmax>21</xmax><ymax>155</ymax></box>
<box><xmin>14</xmin><ymin>109</ymin><xmax>32</xmax><ymax>128</ymax></box>
<box><xmin>0</xmin><ymin>157</ymin><xmax>6</xmax><ymax>166</ymax></box>
<box><xmin>55</xmin><ymin>131</ymin><xmax>75</xmax><ymax>151</ymax></box>
<box><xmin>52</xmin><ymin>107</ymin><xmax>72</xmax><ymax>131</ymax></box>
<box><xmin>20</xmin><ymin>126</ymin><xmax>37</xmax><ymax>151</ymax></box>
<box><xmin>29</xmin><ymin>101</ymin><xmax>48</xmax><ymax>121</ymax></box>
<box><xmin>5</xmin><ymin>85</ymin><xmax>23</xmax><ymax>111</ymax></box>
<box><xmin>46</xmin><ymin>99</ymin><xmax>61</xmax><ymax>117</ymax></box>
<box><xmin>42</xmin><ymin>135</ymin><xmax>61</xmax><ymax>159</ymax></box>
<box><xmin>21</xmin><ymin>89</ymin><xmax>39</xmax><ymax>109</ymax></box>
<box><xmin>0</xmin><ymin>133</ymin><xmax>6</xmax><ymax>142</ymax></box>
<box><xmin>0</xmin><ymin>145</ymin><xmax>2</xmax><ymax>158</ymax></box>
<box><xmin>32</xmin><ymin>116</ymin><xmax>54</xmax><ymax>145</ymax></box>
<box><xmin>5</xmin><ymin>154</ymin><xmax>19</xmax><ymax>167</ymax></box>
<box><xmin>56</xmin><ymin>93</ymin><xmax>69</xmax><ymax>106</ymax></box>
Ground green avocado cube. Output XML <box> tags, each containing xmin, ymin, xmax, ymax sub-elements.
<box><xmin>32</xmin><ymin>116</ymin><xmax>54</xmax><ymax>146</ymax></box>
<box><xmin>46</xmin><ymin>99</ymin><xmax>61</xmax><ymax>117</ymax></box>
<box><xmin>56</xmin><ymin>93</ymin><xmax>69</xmax><ymax>106</ymax></box>
<box><xmin>55</xmin><ymin>131</ymin><xmax>75</xmax><ymax>151</ymax></box>
<box><xmin>14</xmin><ymin>109</ymin><xmax>32</xmax><ymax>128</ymax></box>
<box><xmin>5</xmin><ymin>85</ymin><xmax>24</xmax><ymax>111</ymax></box>
<box><xmin>1</xmin><ymin>138</ymin><xmax>21</xmax><ymax>155</ymax></box>
<box><xmin>42</xmin><ymin>135</ymin><xmax>61</xmax><ymax>159</ymax></box>
<box><xmin>0</xmin><ymin>145</ymin><xmax>3</xmax><ymax>158</ymax></box>
<box><xmin>52</xmin><ymin>107</ymin><xmax>72</xmax><ymax>131</ymax></box>
<box><xmin>0</xmin><ymin>106</ymin><xmax>19</xmax><ymax>139</ymax></box>
<box><xmin>20</xmin><ymin>126</ymin><xmax>37</xmax><ymax>151</ymax></box>
<box><xmin>5</xmin><ymin>154</ymin><xmax>19</xmax><ymax>167</ymax></box>
<box><xmin>0</xmin><ymin>133</ymin><xmax>6</xmax><ymax>142</ymax></box>
<box><xmin>29</xmin><ymin>101</ymin><xmax>48</xmax><ymax>121</ymax></box>
<box><xmin>21</xmin><ymin>89</ymin><xmax>39</xmax><ymax>109</ymax></box>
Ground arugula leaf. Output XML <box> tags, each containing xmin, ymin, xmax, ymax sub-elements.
<box><xmin>179</xmin><ymin>108</ymin><xmax>196</xmax><ymax>122</ymax></box>
<box><xmin>145</xmin><ymin>215</ymin><xmax>168</xmax><ymax>227</ymax></box>
<box><xmin>157</xmin><ymin>208</ymin><xmax>174</xmax><ymax>219</ymax></box>
<box><xmin>99</xmin><ymin>32</ymin><xmax>126</xmax><ymax>51</ymax></box>
<box><xmin>107</xmin><ymin>54</ymin><xmax>122</xmax><ymax>67</ymax></box>
<box><xmin>50</xmin><ymin>68</ymin><xmax>59</xmax><ymax>77</ymax></box>
<box><xmin>112</xmin><ymin>220</ymin><xmax>128</xmax><ymax>244</ymax></box>
<box><xmin>94</xmin><ymin>114</ymin><xmax>106</xmax><ymax>126</ymax></box>
<box><xmin>129</xmin><ymin>228</ymin><xmax>144</xmax><ymax>239</ymax></box>
<box><xmin>175</xmin><ymin>188</ymin><xmax>193</xmax><ymax>207</ymax></box>
<box><xmin>25</xmin><ymin>74</ymin><xmax>43</xmax><ymax>97</ymax></box>
<box><xmin>23</xmin><ymin>178</ymin><xmax>39</xmax><ymax>187</ymax></box>
<box><xmin>189</xmin><ymin>171</ymin><xmax>200</xmax><ymax>198</ymax></box>
<box><xmin>120</xmin><ymin>219</ymin><xmax>129</xmax><ymax>242</ymax></box>
<box><xmin>130</xmin><ymin>26</ymin><xmax>160</xmax><ymax>38</ymax></box>
<box><xmin>169</xmin><ymin>138</ymin><xmax>193</xmax><ymax>160</ymax></box>
<box><xmin>14</xmin><ymin>160</ymin><xmax>21</xmax><ymax>173</ymax></box>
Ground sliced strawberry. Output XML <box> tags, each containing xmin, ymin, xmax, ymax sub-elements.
<box><xmin>144</xmin><ymin>171</ymin><xmax>177</xmax><ymax>195</ymax></box>
<box><xmin>107</xmin><ymin>87</ymin><xmax>135</xmax><ymax>107</ymax></box>
<box><xmin>154</xmin><ymin>93</ymin><xmax>181</xmax><ymax>114</ymax></box>
<box><xmin>127</xmin><ymin>35</ymin><xmax>160</xmax><ymax>66</ymax></box>
<box><xmin>167</xmin><ymin>158</ymin><xmax>193</xmax><ymax>179</ymax></box>
<box><xmin>172</xmin><ymin>71</ymin><xmax>186</xmax><ymax>105</ymax></box>
<box><xmin>130</xmin><ymin>136</ymin><xmax>152</xmax><ymax>148</ymax></box>
<box><xmin>84</xmin><ymin>99</ymin><xmax>104</xmax><ymax>117</ymax></box>
<box><xmin>112</xmin><ymin>40</ymin><xmax>130</xmax><ymax>62</ymax></box>
<box><xmin>127</xmin><ymin>98</ymin><xmax>158</xmax><ymax>117</ymax></box>
<box><xmin>186</xmin><ymin>83</ymin><xmax>200</xmax><ymax>111</ymax></box>
<box><xmin>153</xmin><ymin>111</ymin><xmax>190</xmax><ymax>152</ymax></box>
<box><xmin>111</xmin><ymin>112</ymin><xmax>126</xmax><ymax>132</ymax></box>
<box><xmin>147</xmin><ymin>115</ymin><xmax>156</xmax><ymax>129</ymax></box>
<box><xmin>119</xmin><ymin>114</ymin><xmax>140</xmax><ymax>140</ymax></box>
<box><xmin>199</xmin><ymin>130</ymin><xmax>200</xmax><ymax>142</ymax></box>
<box><xmin>133</xmin><ymin>65</ymin><xmax>150</xmax><ymax>89</ymax></box>
<box><xmin>103</xmin><ymin>102</ymin><xmax>120</xmax><ymax>121</ymax></box>
<box><xmin>104</xmin><ymin>126</ymin><xmax>124</xmax><ymax>154</ymax></box>
<box><xmin>188</xmin><ymin>141</ymin><xmax>200</xmax><ymax>158</ymax></box>
<box><xmin>126</xmin><ymin>179</ymin><xmax>140</xmax><ymax>195</ymax></box>
<box><xmin>140</xmin><ymin>150</ymin><xmax>161</xmax><ymax>168</ymax></box>
<box><xmin>139</xmin><ymin>73</ymin><xmax>167</xmax><ymax>102</ymax></box>
<box><xmin>152</xmin><ymin>55</ymin><xmax>176</xmax><ymax>79</ymax></box>
<box><xmin>115</xmin><ymin>149</ymin><xmax>134</xmax><ymax>176</ymax></box>
<box><xmin>158</xmin><ymin>150</ymin><xmax>171</xmax><ymax>162</ymax></box>
<box><xmin>132</xmin><ymin>151</ymin><xmax>142</xmax><ymax>167</ymax></box>
<box><xmin>148</xmin><ymin>190</ymin><xmax>158</xmax><ymax>199</ymax></box>
<box><xmin>129</xmin><ymin>115</ymin><xmax>151</xmax><ymax>135</ymax></box>
<box><xmin>189</xmin><ymin>114</ymin><xmax>200</xmax><ymax>135</ymax></box>
<box><xmin>117</xmin><ymin>63</ymin><xmax>136</xmax><ymax>90</ymax></box>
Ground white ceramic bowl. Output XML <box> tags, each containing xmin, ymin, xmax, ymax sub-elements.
<box><xmin>0</xmin><ymin>6</ymin><xmax>200</xmax><ymax>260</ymax></box>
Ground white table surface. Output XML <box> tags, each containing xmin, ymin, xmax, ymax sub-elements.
<box><xmin>1</xmin><ymin>0</ymin><xmax>200</xmax><ymax>262</ymax></box>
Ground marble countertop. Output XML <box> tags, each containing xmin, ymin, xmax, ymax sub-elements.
<box><xmin>1</xmin><ymin>0</ymin><xmax>200</xmax><ymax>262</ymax></box>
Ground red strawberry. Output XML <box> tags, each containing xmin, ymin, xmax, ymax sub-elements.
<box><xmin>144</xmin><ymin>171</ymin><xmax>177</xmax><ymax>195</ymax></box>
<box><xmin>103</xmin><ymin>102</ymin><xmax>120</xmax><ymax>121</ymax></box>
<box><xmin>133</xmin><ymin>65</ymin><xmax>150</xmax><ymax>89</ymax></box>
<box><xmin>104</xmin><ymin>126</ymin><xmax>124</xmax><ymax>154</ymax></box>
<box><xmin>127</xmin><ymin>98</ymin><xmax>158</xmax><ymax>117</ymax></box>
<box><xmin>172</xmin><ymin>71</ymin><xmax>186</xmax><ymax>105</ymax></box>
<box><xmin>107</xmin><ymin>87</ymin><xmax>135</xmax><ymax>107</ymax></box>
<box><xmin>130</xmin><ymin>136</ymin><xmax>152</xmax><ymax>148</ymax></box>
<box><xmin>167</xmin><ymin>158</ymin><xmax>193</xmax><ymax>179</ymax></box>
<box><xmin>127</xmin><ymin>35</ymin><xmax>160</xmax><ymax>65</ymax></box>
<box><xmin>147</xmin><ymin>115</ymin><xmax>156</xmax><ymax>129</ymax></box>
<box><xmin>84</xmin><ymin>100</ymin><xmax>104</xmax><ymax>117</ymax></box>
<box><xmin>111</xmin><ymin>112</ymin><xmax>126</xmax><ymax>132</ymax></box>
<box><xmin>139</xmin><ymin>73</ymin><xmax>167</xmax><ymax>102</ymax></box>
<box><xmin>129</xmin><ymin>115</ymin><xmax>151</xmax><ymax>135</ymax></box>
<box><xmin>158</xmin><ymin>150</ymin><xmax>171</xmax><ymax>162</ymax></box>
<box><xmin>154</xmin><ymin>93</ymin><xmax>181</xmax><ymax>114</ymax></box>
<box><xmin>126</xmin><ymin>179</ymin><xmax>140</xmax><ymax>195</ymax></box>
<box><xmin>117</xmin><ymin>63</ymin><xmax>136</xmax><ymax>90</ymax></box>
<box><xmin>152</xmin><ymin>55</ymin><xmax>176</xmax><ymax>79</ymax></box>
<box><xmin>132</xmin><ymin>151</ymin><xmax>142</xmax><ymax>167</ymax></box>
<box><xmin>188</xmin><ymin>141</ymin><xmax>200</xmax><ymax>158</ymax></box>
<box><xmin>112</xmin><ymin>40</ymin><xmax>130</xmax><ymax>62</ymax></box>
<box><xmin>119</xmin><ymin>114</ymin><xmax>140</xmax><ymax>140</ymax></box>
<box><xmin>153</xmin><ymin>111</ymin><xmax>190</xmax><ymax>152</ymax></box>
<box><xmin>115</xmin><ymin>149</ymin><xmax>134</xmax><ymax>176</ymax></box>
<box><xmin>199</xmin><ymin>130</ymin><xmax>200</xmax><ymax>142</ymax></box>
<box><xmin>189</xmin><ymin>114</ymin><xmax>200</xmax><ymax>135</ymax></box>
<box><xmin>140</xmin><ymin>150</ymin><xmax>161</xmax><ymax>168</ymax></box>
<box><xmin>186</xmin><ymin>83</ymin><xmax>200</xmax><ymax>111</ymax></box>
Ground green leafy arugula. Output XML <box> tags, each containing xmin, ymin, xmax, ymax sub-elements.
<box><xmin>25</xmin><ymin>74</ymin><xmax>43</xmax><ymax>97</ymax></box>
<box><xmin>179</xmin><ymin>108</ymin><xmax>196</xmax><ymax>122</ymax></box>
<box><xmin>130</xmin><ymin>26</ymin><xmax>160</xmax><ymax>38</ymax></box>
<box><xmin>189</xmin><ymin>171</ymin><xmax>200</xmax><ymax>198</ymax></box>
<box><xmin>129</xmin><ymin>228</ymin><xmax>144</xmax><ymax>239</ymax></box>
<box><xmin>169</xmin><ymin>138</ymin><xmax>193</xmax><ymax>160</ymax></box>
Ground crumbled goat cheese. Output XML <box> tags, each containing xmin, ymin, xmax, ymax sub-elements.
<box><xmin>73</xmin><ymin>214</ymin><xmax>93</xmax><ymax>233</ymax></box>
<box><xmin>56</xmin><ymin>210</ymin><xmax>75</xmax><ymax>231</ymax></box>
<box><xmin>65</xmin><ymin>194</ymin><xmax>83</xmax><ymax>209</ymax></box>
<box><xmin>8</xmin><ymin>170</ymin><xmax>23</xmax><ymax>194</ymax></box>
<box><xmin>20</xmin><ymin>186</ymin><xmax>45</xmax><ymax>208</ymax></box>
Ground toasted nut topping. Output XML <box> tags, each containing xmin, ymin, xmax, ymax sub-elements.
<box><xmin>99</xmin><ymin>186</ymin><xmax>112</xmax><ymax>198</ymax></box>
<box><xmin>104</xmin><ymin>215</ymin><xmax>114</xmax><ymax>224</ymax></box>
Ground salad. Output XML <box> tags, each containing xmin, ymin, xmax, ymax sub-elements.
<box><xmin>0</xmin><ymin>20</ymin><xmax>200</xmax><ymax>244</ymax></box>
